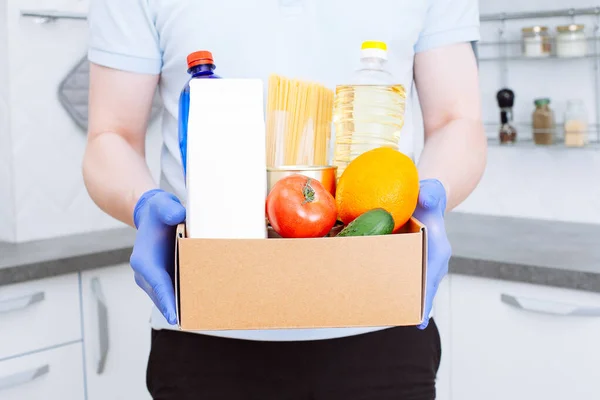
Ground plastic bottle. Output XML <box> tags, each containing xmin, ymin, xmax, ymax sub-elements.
<box><xmin>179</xmin><ymin>50</ymin><xmax>221</xmax><ymax>178</ymax></box>
<box><xmin>332</xmin><ymin>41</ymin><xmax>406</xmax><ymax>178</ymax></box>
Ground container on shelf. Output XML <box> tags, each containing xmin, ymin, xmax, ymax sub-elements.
<box><xmin>499</xmin><ymin>112</ymin><xmax>517</xmax><ymax>144</ymax></box>
<box><xmin>497</xmin><ymin>88</ymin><xmax>517</xmax><ymax>144</ymax></box>
<box><xmin>532</xmin><ymin>98</ymin><xmax>555</xmax><ymax>145</ymax></box>
<box><xmin>564</xmin><ymin>99</ymin><xmax>589</xmax><ymax>147</ymax></box>
<box><xmin>522</xmin><ymin>26</ymin><xmax>552</xmax><ymax>58</ymax></box>
<box><xmin>556</xmin><ymin>24</ymin><xmax>587</xmax><ymax>58</ymax></box>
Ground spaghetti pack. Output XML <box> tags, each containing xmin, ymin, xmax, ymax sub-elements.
<box><xmin>266</xmin><ymin>74</ymin><xmax>334</xmax><ymax>167</ymax></box>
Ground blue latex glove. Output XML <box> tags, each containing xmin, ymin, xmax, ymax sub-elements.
<box><xmin>130</xmin><ymin>189</ymin><xmax>186</xmax><ymax>325</ymax></box>
<box><xmin>412</xmin><ymin>179</ymin><xmax>452</xmax><ymax>330</ymax></box>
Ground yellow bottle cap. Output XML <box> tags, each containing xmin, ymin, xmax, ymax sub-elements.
<box><xmin>361</xmin><ymin>41</ymin><xmax>388</xmax><ymax>51</ymax></box>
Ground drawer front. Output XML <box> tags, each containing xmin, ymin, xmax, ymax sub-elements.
<box><xmin>0</xmin><ymin>342</ymin><xmax>84</xmax><ymax>400</ymax></box>
<box><xmin>451</xmin><ymin>275</ymin><xmax>600</xmax><ymax>400</ymax></box>
<box><xmin>432</xmin><ymin>277</ymin><xmax>450</xmax><ymax>400</ymax></box>
<box><xmin>0</xmin><ymin>274</ymin><xmax>81</xmax><ymax>360</ymax></box>
<box><xmin>82</xmin><ymin>265</ymin><xmax>152</xmax><ymax>400</ymax></box>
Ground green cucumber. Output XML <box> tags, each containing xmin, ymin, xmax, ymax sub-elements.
<box><xmin>337</xmin><ymin>208</ymin><xmax>395</xmax><ymax>237</ymax></box>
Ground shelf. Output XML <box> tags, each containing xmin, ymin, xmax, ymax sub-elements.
<box><xmin>485</xmin><ymin>121</ymin><xmax>600</xmax><ymax>130</ymax></box>
<box><xmin>479</xmin><ymin>7</ymin><xmax>600</xmax><ymax>151</ymax></box>
<box><xmin>479</xmin><ymin>54</ymin><xmax>598</xmax><ymax>62</ymax></box>
<box><xmin>485</xmin><ymin>122</ymin><xmax>600</xmax><ymax>149</ymax></box>
<box><xmin>478</xmin><ymin>38</ymin><xmax>600</xmax><ymax>62</ymax></box>
<box><xmin>479</xmin><ymin>37</ymin><xmax>600</xmax><ymax>47</ymax></box>
<box><xmin>480</xmin><ymin>7</ymin><xmax>600</xmax><ymax>22</ymax></box>
<box><xmin>487</xmin><ymin>137</ymin><xmax>600</xmax><ymax>149</ymax></box>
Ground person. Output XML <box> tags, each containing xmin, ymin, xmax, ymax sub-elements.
<box><xmin>83</xmin><ymin>0</ymin><xmax>486</xmax><ymax>399</ymax></box>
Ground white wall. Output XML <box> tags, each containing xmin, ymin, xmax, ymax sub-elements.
<box><xmin>0</xmin><ymin>0</ymin><xmax>15</xmax><ymax>242</ymax></box>
<box><xmin>454</xmin><ymin>0</ymin><xmax>600</xmax><ymax>224</ymax></box>
<box><xmin>1</xmin><ymin>0</ymin><xmax>162</xmax><ymax>242</ymax></box>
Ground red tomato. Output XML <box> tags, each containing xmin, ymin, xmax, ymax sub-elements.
<box><xmin>266</xmin><ymin>174</ymin><xmax>337</xmax><ymax>238</ymax></box>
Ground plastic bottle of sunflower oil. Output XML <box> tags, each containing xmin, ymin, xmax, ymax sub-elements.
<box><xmin>333</xmin><ymin>41</ymin><xmax>407</xmax><ymax>179</ymax></box>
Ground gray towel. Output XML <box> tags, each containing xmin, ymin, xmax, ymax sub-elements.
<box><xmin>58</xmin><ymin>56</ymin><xmax>163</xmax><ymax>132</ymax></box>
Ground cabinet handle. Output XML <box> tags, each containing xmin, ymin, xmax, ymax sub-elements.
<box><xmin>501</xmin><ymin>293</ymin><xmax>600</xmax><ymax>316</ymax></box>
<box><xmin>20</xmin><ymin>10</ymin><xmax>87</xmax><ymax>23</ymax></box>
<box><xmin>91</xmin><ymin>278</ymin><xmax>109</xmax><ymax>375</ymax></box>
<box><xmin>0</xmin><ymin>365</ymin><xmax>50</xmax><ymax>392</ymax></box>
<box><xmin>0</xmin><ymin>292</ymin><xmax>45</xmax><ymax>314</ymax></box>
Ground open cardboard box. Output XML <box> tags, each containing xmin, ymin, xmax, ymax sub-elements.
<box><xmin>174</xmin><ymin>218</ymin><xmax>427</xmax><ymax>331</ymax></box>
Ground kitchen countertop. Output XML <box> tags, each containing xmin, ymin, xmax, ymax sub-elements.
<box><xmin>1</xmin><ymin>213</ymin><xmax>600</xmax><ymax>292</ymax></box>
<box><xmin>446</xmin><ymin>212</ymin><xmax>600</xmax><ymax>293</ymax></box>
<box><xmin>0</xmin><ymin>227</ymin><xmax>135</xmax><ymax>285</ymax></box>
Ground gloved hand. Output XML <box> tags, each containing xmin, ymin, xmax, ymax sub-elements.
<box><xmin>412</xmin><ymin>179</ymin><xmax>452</xmax><ymax>330</ymax></box>
<box><xmin>130</xmin><ymin>189</ymin><xmax>186</xmax><ymax>325</ymax></box>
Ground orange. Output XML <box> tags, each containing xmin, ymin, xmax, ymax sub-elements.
<box><xmin>335</xmin><ymin>147</ymin><xmax>419</xmax><ymax>232</ymax></box>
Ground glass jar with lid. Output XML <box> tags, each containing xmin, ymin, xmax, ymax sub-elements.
<box><xmin>564</xmin><ymin>99</ymin><xmax>588</xmax><ymax>147</ymax></box>
<box><xmin>532</xmin><ymin>98</ymin><xmax>554</xmax><ymax>145</ymax></box>
<box><xmin>556</xmin><ymin>24</ymin><xmax>587</xmax><ymax>58</ymax></box>
<box><xmin>522</xmin><ymin>26</ymin><xmax>551</xmax><ymax>57</ymax></box>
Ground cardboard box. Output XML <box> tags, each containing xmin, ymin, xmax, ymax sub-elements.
<box><xmin>174</xmin><ymin>219</ymin><xmax>427</xmax><ymax>331</ymax></box>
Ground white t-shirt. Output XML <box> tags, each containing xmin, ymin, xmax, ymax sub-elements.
<box><xmin>88</xmin><ymin>0</ymin><xmax>479</xmax><ymax>341</ymax></box>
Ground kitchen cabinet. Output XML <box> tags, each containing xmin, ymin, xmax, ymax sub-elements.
<box><xmin>4</xmin><ymin>1</ymin><xmax>163</xmax><ymax>242</ymax></box>
<box><xmin>0</xmin><ymin>342</ymin><xmax>85</xmax><ymax>400</ymax></box>
<box><xmin>433</xmin><ymin>277</ymin><xmax>451</xmax><ymax>400</ymax></box>
<box><xmin>81</xmin><ymin>264</ymin><xmax>153</xmax><ymax>400</ymax></box>
<box><xmin>5</xmin><ymin>0</ymin><xmax>99</xmax><ymax>242</ymax></box>
<box><xmin>0</xmin><ymin>274</ymin><xmax>81</xmax><ymax>360</ymax></box>
<box><xmin>450</xmin><ymin>275</ymin><xmax>600</xmax><ymax>400</ymax></box>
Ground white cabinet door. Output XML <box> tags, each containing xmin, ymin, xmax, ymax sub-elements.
<box><xmin>0</xmin><ymin>274</ymin><xmax>81</xmax><ymax>360</ymax></box>
<box><xmin>433</xmin><ymin>276</ymin><xmax>451</xmax><ymax>400</ymax></box>
<box><xmin>81</xmin><ymin>264</ymin><xmax>153</xmax><ymax>400</ymax></box>
<box><xmin>451</xmin><ymin>275</ymin><xmax>600</xmax><ymax>400</ymax></box>
<box><xmin>0</xmin><ymin>342</ymin><xmax>85</xmax><ymax>400</ymax></box>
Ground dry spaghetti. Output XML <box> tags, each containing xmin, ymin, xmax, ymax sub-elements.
<box><xmin>266</xmin><ymin>74</ymin><xmax>334</xmax><ymax>167</ymax></box>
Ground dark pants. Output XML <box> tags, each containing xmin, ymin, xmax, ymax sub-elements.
<box><xmin>147</xmin><ymin>320</ymin><xmax>441</xmax><ymax>400</ymax></box>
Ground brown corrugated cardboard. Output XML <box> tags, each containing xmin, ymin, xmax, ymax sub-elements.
<box><xmin>174</xmin><ymin>218</ymin><xmax>427</xmax><ymax>331</ymax></box>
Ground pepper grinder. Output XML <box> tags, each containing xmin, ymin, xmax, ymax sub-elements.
<box><xmin>497</xmin><ymin>88</ymin><xmax>517</xmax><ymax>144</ymax></box>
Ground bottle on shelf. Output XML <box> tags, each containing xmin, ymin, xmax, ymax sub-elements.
<box><xmin>497</xmin><ymin>88</ymin><xmax>517</xmax><ymax>144</ymax></box>
<box><xmin>532</xmin><ymin>98</ymin><xmax>555</xmax><ymax>145</ymax></box>
<box><xmin>333</xmin><ymin>41</ymin><xmax>407</xmax><ymax>179</ymax></box>
<box><xmin>564</xmin><ymin>99</ymin><xmax>589</xmax><ymax>148</ymax></box>
<box><xmin>521</xmin><ymin>26</ymin><xmax>551</xmax><ymax>58</ymax></box>
<box><xmin>499</xmin><ymin>111</ymin><xmax>517</xmax><ymax>144</ymax></box>
<box><xmin>556</xmin><ymin>24</ymin><xmax>587</xmax><ymax>58</ymax></box>
<box><xmin>178</xmin><ymin>50</ymin><xmax>222</xmax><ymax>178</ymax></box>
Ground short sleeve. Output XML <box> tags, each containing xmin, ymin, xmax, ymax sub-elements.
<box><xmin>414</xmin><ymin>0</ymin><xmax>480</xmax><ymax>54</ymax></box>
<box><xmin>88</xmin><ymin>0</ymin><xmax>162</xmax><ymax>74</ymax></box>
